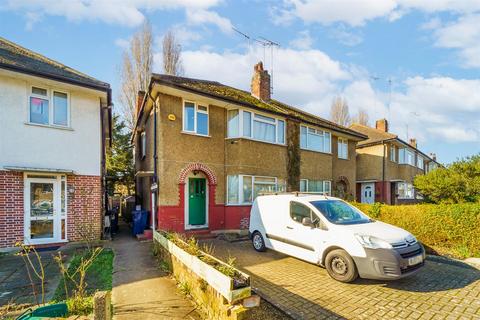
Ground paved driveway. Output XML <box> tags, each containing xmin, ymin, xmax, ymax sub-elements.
<box><xmin>203</xmin><ymin>239</ymin><xmax>480</xmax><ymax>320</ymax></box>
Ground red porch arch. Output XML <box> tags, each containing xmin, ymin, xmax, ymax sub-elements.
<box><xmin>178</xmin><ymin>162</ymin><xmax>218</xmax><ymax>185</ymax></box>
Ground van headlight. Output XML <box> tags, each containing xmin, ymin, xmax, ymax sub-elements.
<box><xmin>355</xmin><ymin>234</ymin><xmax>392</xmax><ymax>249</ymax></box>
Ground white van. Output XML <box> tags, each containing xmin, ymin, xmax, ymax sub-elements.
<box><xmin>248</xmin><ymin>194</ymin><xmax>425</xmax><ymax>282</ymax></box>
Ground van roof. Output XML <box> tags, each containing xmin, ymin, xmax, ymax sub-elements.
<box><xmin>255</xmin><ymin>193</ymin><xmax>340</xmax><ymax>204</ymax></box>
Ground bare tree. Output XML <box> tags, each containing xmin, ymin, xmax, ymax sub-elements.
<box><xmin>353</xmin><ymin>108</ymin><xmax>370</xmax><ymax>126</ymax></box>
<box><xmin>162</xmin><ymin>30</ymin><xmax>183</xmax><ymax>76</ymax></box>
<box><xmin>118</xmin><ymin>21</ymin><xmax>153</xmax><ymax>131</ymax></box>
<box><xmin>330</xmin><ymin>96</ymin><xmax>351</xmax><ymax>126</ymax></box>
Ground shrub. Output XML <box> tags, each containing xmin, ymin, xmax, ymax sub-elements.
<box><xmin>352</xmin><ymin>202</ymin><xmax>480</xmax><ymax>259</ymax></box>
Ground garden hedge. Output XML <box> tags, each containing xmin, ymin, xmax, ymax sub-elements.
<box><xmin>352</xmin><ymin>203</ymin><xmax>480</xmax><ymax>259</ymax></box>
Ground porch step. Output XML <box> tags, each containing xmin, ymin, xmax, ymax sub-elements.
<box><xmin>136</xmin><ymin>230</ymin><xmax>153</xmax><ymax>241</ymax></box>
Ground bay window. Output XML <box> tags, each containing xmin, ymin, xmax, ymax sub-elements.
<box><xmin>183</xmin><ymin>101</ymin><xmax>209</xmax><ymax>135</ymax></box>
<box><xmin>417</xmin><ymin>155</ymin><xmax>424</xmax><ymax>169</ymax></box>
<box><xmin>300</xmin><ymin>125</ymin><xmax>331</xmax><ymax>153</ymax></box>
<box><xmin>397</xmin><ymin>182</ymin><xmax>414</xmax><ymax>199</ymax></box>
<box><xmin>399</xmin><ymin>148</ymin><xmax>415</xmax><ymax>166</ymax></box>
<box><xmin>227</xmin><ymin>109</ymin><xmax>285</xmax><ymax>144</ymax></box>
<box><xmin>338</xmin><ymin>138</ymin><xmax>348</xmax><ymax>159</ymax></box>
<box><xmin>299</xmin><ymin>179</ymin><xmax>331</xmax><ymax>195</ymax></box>
<box><xmin>227</xmin><ymin>175</ymin><xmax>285</xmax><ymax>204</ymax></box>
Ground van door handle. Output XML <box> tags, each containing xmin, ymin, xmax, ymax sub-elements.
<box><xmin>286</xmin><ymin>226</ymin><xmax>293</xmax><ymax>229</ymax></box>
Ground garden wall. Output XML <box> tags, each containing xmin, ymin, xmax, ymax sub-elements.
<box><xmin>352</xmin><ymin>202</ymin><xmax>480</xmax><ymax>258</ymax></box>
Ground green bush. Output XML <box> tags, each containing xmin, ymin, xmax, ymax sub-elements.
<box><xmin>352</xmin><ymin>202</ymin><xmax>480</xmax><ymax>259</ymax></box>
<box><xmin>414</xmin><ymin>154</ymin><xmax>480</xmax><ymax>204</ymax></box>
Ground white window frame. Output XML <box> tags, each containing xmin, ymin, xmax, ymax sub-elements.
<box><xmin>28</xmin><ymin>85</ymin><xmax>70</xmax><ymax>128</ymax></box>
<box><xmin>182</xmin><ymin>100</ymin><xmax>209</xmax><ymax>136</ymax></box>
<box><xmin>390</xmin><ymin>145</ymin><xmax>396</xmax><ymax>162</ymax></box>
<box><xmin>417</xmin><ymin>155</ymin><xmax>424</xmax><ymax>170</ymax></box>
<box><xmin>226</xmin><ymin>108</ymin><xmax>286</xmax><ymax>145</ymax></box>
<box><xmin>226</xmin><ymin>175</ymin><xmax>280</xmax><ymax>205</ymax></box>
<box><xmin>299</xmin><ymin>179</ymin><xmax>331</xmax><ymax>195</ymax></box>
<box><xmin>300</xmin><ymin>125</ymin><xmax>332</xmax><ymax>154</ymax></box>
<box><xmin>140</xmin><ymin>131</ymin><xmax>146</xmax><ymax>159</ymax></box>
<box><xmin>399</xmin><ymin>148</ymin><xmax>415</xmax><ymax>166</ymax></box>
<box><xmin>338</xmin><ymin>138</ymin><xmax>348</xmax><ymax>159</ymax></box>
<box><xmin>397</xmin><ymin>182</ymin><xmax>414</xmax><ymax>199</ymax></box>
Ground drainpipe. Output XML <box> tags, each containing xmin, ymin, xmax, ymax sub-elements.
<box><xmin>147</xmin><ymin>90</ymin><xmax>158</xmax><ymax>231</ymax></box>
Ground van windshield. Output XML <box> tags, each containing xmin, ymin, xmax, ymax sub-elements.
<box><xmin>310</xmin><ymin>200</ymin><xmax>372</xmax><ymax>225</ymax></box>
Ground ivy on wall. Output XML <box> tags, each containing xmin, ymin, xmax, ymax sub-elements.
<box><xmin>286</xmin><ymin>119</ymin><xmax>301</xmax><ymax>192</ymax></box>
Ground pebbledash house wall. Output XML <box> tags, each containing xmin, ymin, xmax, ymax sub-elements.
<box><xmin>135</xmin><ymin>90</ymin><xmax>362</xmax><ymax>233</ymax></box>
<box><xmin>0</xmin><ymin>72</ymin><xmax>105</xmax><ymax>248</ymax></box>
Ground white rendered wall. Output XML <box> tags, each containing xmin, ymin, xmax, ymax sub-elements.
<box><xmin>0</xmin><ymin>73</ymin><xmax>104</xmax><ymax>176</ymax></box>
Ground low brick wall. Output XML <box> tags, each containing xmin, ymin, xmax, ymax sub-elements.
<box><xmin>0</xmin><ymin>170</ymin><xmax>24</xmax><ymax>248</ymax></box>
<box><xmin>153</xmin><ymin>232</ymin><xmax>255</xmax><ymax>320</ymax></box>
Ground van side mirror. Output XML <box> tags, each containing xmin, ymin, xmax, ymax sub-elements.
<box><xmin>302</xmin><ymin>217</ymin><xmax>314</xmax><ymax>227</ymax></box>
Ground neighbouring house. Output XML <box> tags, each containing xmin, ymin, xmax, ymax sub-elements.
<box><xmin>0</xmin><ymin>37</ymin><xmax>112</xmax><ymax>249</ymax></box>
<box><xmin>350</xmin><ymin>119</ymin><xmax>439</xmax><ymax>205</ymax></box>
<box><xmin>133</xmin><ymin>62</ymin><xmax>367</xmax><ymax>234</ymax></box>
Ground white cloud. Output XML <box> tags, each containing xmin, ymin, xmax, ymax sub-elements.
<box><xmin>185</xmin><ymin>9</ymin><xmax>233</xmax><ymax>34</ymax></box>
<box><xmin>289</xmin><ymin>30</ymin><xmax>314</xmax><ymax>50</ymax></box>
<box><xmin>115</xmin><ymin>38</ymin><xmax>130</xmax><ymax>50</ymax></box>
<box><xmin>329</xmin><ymin>25</ymin><xmax>363</xmax><ymax>46</ymax></box>
<box><xmin>0</xmin><ymin>0</ymin><xmax>225</xmax><ymax>28</ymax></box>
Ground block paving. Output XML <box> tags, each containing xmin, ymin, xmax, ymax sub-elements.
<box><xmin>204</xmin><ymin>239</ymin><xmax>480</xmax><ymax>320</ymax></box>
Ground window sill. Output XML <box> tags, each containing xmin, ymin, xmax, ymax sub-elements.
<box><xmin>225</xmin><ymin>136</ymin><xmax>286</xmax><ymax>147</ymax></box>
<box><xmin>181</xmin><ymin>131</ymin><xmax>211</xmax><ymax>138</ymax></box>
<box><xmin>338</xmin><ymin>156</ymin><xmax>349</xmax><ymax>161</ymax></box>
<box><xmin>25</xmin><ymin>122</ymin><xmax>73</xmax><ymax>131</ymax></box>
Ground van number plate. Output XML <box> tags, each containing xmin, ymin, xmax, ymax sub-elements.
<box><xmin>408</xmin><ymin>255</ymin><xmax>423</xmax><ymax>266</ymax></box>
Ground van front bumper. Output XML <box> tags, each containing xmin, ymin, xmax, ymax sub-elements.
<box><xmin>352</xmin><ymin>242</ymin><xmax>425</xmax><ymax>280</ymax></box>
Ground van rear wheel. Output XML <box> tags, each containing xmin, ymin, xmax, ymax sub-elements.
<box><xmin>252</xmin><ymin>232</ymin><xmax>266</xmax><ymax>252</ymax></box>
<box><xmin>325</xmin><ymin>249</ymin><xmax>358</xmax><ymax>283</ymax></box>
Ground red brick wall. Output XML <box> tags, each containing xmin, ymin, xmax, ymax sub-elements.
<box><xmin>66</xmin><ymin>175</ymin><xmax>102</xmax><ymax>242</ymax></box>
<box><xmin>0</xmin><ymin>171</ymin><xmax>24</xmax><ymax>248</ymax></box>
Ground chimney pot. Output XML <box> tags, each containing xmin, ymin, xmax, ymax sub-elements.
<box><xmin>251</xmin><ymin>62</ymin><xmax>271</xmax><ymax>101</ymax></box>
<box><xmin>375</xmin><ymin>119</ymin><xmax>388</xmax><ymax>132</ymax></box>
<box><xmin>136</xmin><ymin>90</ymin><xmax>146</xmax><ymax>119</ymax></box>
<box><xmin>409</xmin><ymin>138</ymin><xmax>417</xmax><ymax>148</ymax></box>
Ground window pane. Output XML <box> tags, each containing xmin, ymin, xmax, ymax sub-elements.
<box><xmin>300</xmin><ymin>179</ymin><xmax>307</xmax><ymax>192</ymax></box>
<box><xmin>227</xmin><ymin>110</ymin><xmax>239</xmax><ymax>137</ymax></box>
<box><xmin>31</xmin><ymin>220</ymin><xmax>53</xmax><ymax>239</ymax></box>
<box><xmin>253</xmin><ymin>120</ymin><xmax>276</xmax><ymax>142</ymax></box>
<box><xmin>61</xmin><ymin>180</ymin><xmax>66</xmax><ymax>214</ymax></box>
<box><xmin>198</xmin><ymin>105</ymin><xmax>208</xmax><ymax>112</ymax></box>
<box><xmin>308</xmin><ymin>180</ymin><xmax>323</xmax><ymax>192</ymax></box>
<box><xmin>30</xmin><ymin>97</ymin><xmax>49</xmax><ymax>124</ymax></box>
<box><xmin>227</xmin><ymin>175</ymin><xmax>239</xmax><ymax>204</ymax></box>
<box><xmin>184</xmin><ymin>102</ymin><xmax>195</xmax><ymax>131</ymax></box>
<box><xmin>197</xmin><ymin>112</ymin><xmax>208</xmax><ymax>135</ymax></box>
<box><xmin>53</xmin><ymin>92</ymin><xmax>68</xmax><ymax>126</ymax></box>
<box><xmin>253</xmin><ymin>182</ymin><xmax>276</xmax><ymax>199</ymax></box>
<box><xmin>324</xmin><ymin>181</ymin><xmax>331</xmax><ymax>194</ymax></box>
<box><xmin>243</xmin><ymin>111</ymin><xmax>251</xmax><ymax>137</ymax></box>
<box><xmin>324</xmin><ymin>132</ymin><xmax>331</xmax><ymax>153</ymax></box>
<box><xmin>290</xmin><ymin>202</ymin><xmax>311</xmax><ymax>223</ymax></box>
<box><xmin>242</xmin><ymin>176</ymin><xmax>252</xmax><ymax>203</ymax></box>
<box><xmin>308</xmin><ymin>132</ymin><xmax>323</xmax><ymax>152</ymax></box>
<box><xmin>30</xmin><ymin>183</ymin><xmax>53</xmax><ymax>216</ymax></box>
<box><xmin>32</xmin><ymin>87</ymin><xmax>47</xmax><ymax>96</ymax></box>
<box><xmin>277</xmin><ymin>120</ymin><xmax>285</xmax><ymax>144</ymax></box>
<box><xmin>300</xmin><ymin>126</ymin><xmax>307</xmax><ymax>148</ymax></box>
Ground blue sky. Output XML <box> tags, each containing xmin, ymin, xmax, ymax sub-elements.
<box><xmin>1</xmin><ymin>0</ymin><xmax>480</xmax><ymax>164</ymax></box>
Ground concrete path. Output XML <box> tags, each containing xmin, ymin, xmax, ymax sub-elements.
<box><xmin>111</xmin><ymin>226</ymin><xmax>200</xmax><ymax>320</ymax></box>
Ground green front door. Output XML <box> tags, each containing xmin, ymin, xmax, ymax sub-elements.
<box><xmin>188</xmin><ymin>178</ymin><xmax>206</xmax><ymax>226</ymax></box>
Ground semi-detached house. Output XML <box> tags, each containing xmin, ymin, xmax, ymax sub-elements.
<box><xmin>0</xmin><ymin>37</ymin><xmax>111</xmax><ymax>249</ymax></box>
<box><xmin>133</xmin><ymin>62</ymin><xmax>367</xmax><ymax>234</ymax></box>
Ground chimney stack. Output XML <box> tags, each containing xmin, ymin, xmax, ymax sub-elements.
<box><xmin>375</xmin><ymin>118</ymin><xmax>388</xmax><ymax>132</ymax></box>
<box><xmin>251</xmin><ymin>62</ymin><xmax>271</xmax><ymax>101</ymax></box>
<box><xmin>409</xmin><ymin>138</ymin><xmax>417</xmax><ymax>148</ymax></box>
<box><xmin>429</xmin><ymin>153</ymin><xmax>437</xmax><ymax>161</ymax></box>
<box><xmin>136</xmin><ymin>90</ymin><xmax>146</xmax><ymax>119</ymax></box>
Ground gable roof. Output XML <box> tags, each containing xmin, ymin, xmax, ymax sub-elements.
<box><xmin>350</xmin><ymin>123</ymin><xmax>397</xmax><ymax>146</ymax></box>
<box><xmin>350</xmin><ymin>123</ymin><xmax>438</xmax><ymax>163</ymax></box>
<box><xmin>0</xmin><ymin>37</ymin><xmax>110</xmax><ymax>92</ymax></box>
<box><xmin>147</xmin><ymin>74</ymin><xmax>367</xmax><ymax>139</ymax></box>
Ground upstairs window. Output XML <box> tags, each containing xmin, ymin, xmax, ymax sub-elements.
<box><xmin>399</xmin><ymin>148</ymin><xmax>415</xmax><ymax>166</ymax></box>
<box><xmin>338</xmin><ymin>138</ymin><xmax>348</xmax><ymax>159</ymax></box>
<box><xmin>417</xmin><ymin>155</ymin><xmax>424</xmax><ymax>169</ymax></box>
<box><xmin>390</xmin><ymin>145</ymin><xmax>396</xmax><ymax>162</ymax></box>
<box><xmin>227</xmin><ymin>109</ymin><xmax>285</xmax><ymax>144</ymax></box>
<box><xmin>140</xmin><ymin>131</ymin><xmax>146</xmax><ymax>158</ymax></box>
<box><xmin>29</xmin><ymin>86</ymin><xmax>69</xmax><ymax>127</ymax></box>
<box><xmin>300</xmin><ymin>126</ymin><xmax>331</xmax><ymax>153</ymax></box>
<box><xmin>183</xmin><ymin>101</ymin><xmax>209</xmax><ymax>136</ymax></box>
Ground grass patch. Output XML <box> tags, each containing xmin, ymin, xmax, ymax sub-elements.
<box><xmin>53</xmin><ymin>248</ymin><xmax>114</xmax><ymax>301</ymax></box>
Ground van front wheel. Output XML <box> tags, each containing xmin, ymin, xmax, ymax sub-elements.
<box><xmin>252</xmin><ymin>232</ymin><xmax>266</xmax><ymax>252</ymax></box>
<box><xmin>325</xmin><ymin>249</ymin><xmax>358</xmax><ymax>283</ymax></box>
